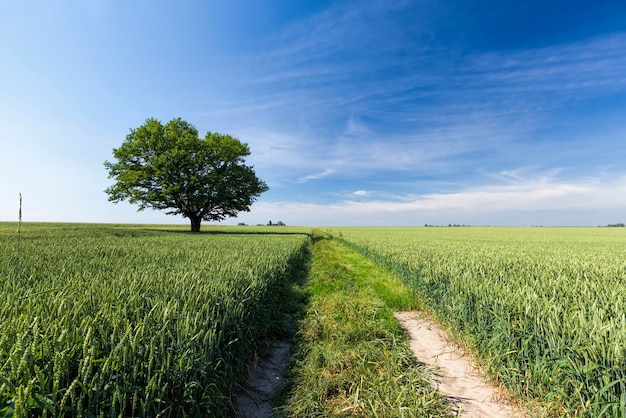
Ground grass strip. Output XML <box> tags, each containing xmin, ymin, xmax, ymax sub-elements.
<box><xmin>277</xmin><ymin>234</ymin><xmax>449</xmax><ymax>417</ymax></box>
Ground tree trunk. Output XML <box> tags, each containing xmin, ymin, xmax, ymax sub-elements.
<box><xmin>190</xmin><ymin>215</ymin><xmax>202</xmax><ymax>233</ymax></box>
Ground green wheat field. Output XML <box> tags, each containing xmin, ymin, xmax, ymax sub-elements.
<box><xmin>1</xmin><ymin>223</ymin><xmax>625</xmax><ymax>416</ymax></box>
<box><xmin>328</xmin><ymin>226</ymin><xmax>626</xmax><ymax>416</ymax></box>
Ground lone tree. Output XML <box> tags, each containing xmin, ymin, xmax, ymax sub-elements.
<box><xmin>104</xmin><ymin>118</ymin><xmax>268</xmax><ymax>232</ymax></box>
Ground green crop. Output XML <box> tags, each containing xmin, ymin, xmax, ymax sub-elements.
<box><xmin>329</xmin><ymin>227</ymin><xmax>626</xmax><ymax>417</ymax></box>
<box><xmin>0</xmin><ymin>223</ymin><xmax>309</xmax><ymax>417</ymax></box>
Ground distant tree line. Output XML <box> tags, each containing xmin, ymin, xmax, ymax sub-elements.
<box><xmin>267</xmin><ymin>220</ymin><xmax>286</xmax><ymax>226</ymax></box>
<box><xmin>424</xmin><ymin>224</ymin><xmax>469</xmax><ymax>227</ymax></box>
<box><xmin>603</xmin><ymin>223</ymin><xmax>625</xmax><ymax>227</ymax></box>
<box><xmin>238</xmin><ymin>220</ymin><xmax>287</xmax><ymax>226</ymax></box>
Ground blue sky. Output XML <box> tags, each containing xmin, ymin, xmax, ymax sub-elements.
<box><xmin>1</xmin><ymin>0</ymin><xmax>626</xmax><ymax>226</ymax></box>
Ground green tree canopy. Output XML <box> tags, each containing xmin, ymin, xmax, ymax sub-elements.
<box><xmin>104</xmin><ymin>118</ymin><xmax>268</xmax><ymax>232</ymax></box>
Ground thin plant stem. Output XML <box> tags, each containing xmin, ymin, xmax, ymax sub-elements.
<box><xmin>17</xmin><ymin>193</ymin><xmax>22</xmax><ymax>255</ymax></box>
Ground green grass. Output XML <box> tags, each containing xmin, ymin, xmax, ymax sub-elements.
<box><xmin>329</xmin><ymin>226</ymin><xmax>626</xmax><ymax>417</ymax></box>
<box><xmin>278</xmin><ymin>234</ymin><xmax>449</xmax><ymax>417</ymax></box>
<box><xmin>0</xmin><ymin>223</ymin><xmax>310</xmax><ymax>417</ymax></box>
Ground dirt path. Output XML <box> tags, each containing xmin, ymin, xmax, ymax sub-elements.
<box><xmin>232</xmin><ymin>340</ymin><xmax>291</xmax><ymax>417</ymax></box>
<box><xmin>394</xmin><ymin>311</ymin><xmax>527</xmax><ymax>418</ymax></box>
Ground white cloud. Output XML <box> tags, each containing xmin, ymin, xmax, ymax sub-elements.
<box><xmin>206</xmin><ymin>5</ymin><xmax>626</xmax><ymax>195</ymax></box>
<box><xmin>297</xmin><ymin>169</ymin><xmax>334</xmax><ymax>183</ymax></box>
<box><xmin>345</xmin><ymin>115</ymin><xmax>374</xmax><ymax>137</ymax></box>
<box><xmin>236</xmin><ymin>171</ymin><xmax>626</xmax><ymax>226</ymax></box>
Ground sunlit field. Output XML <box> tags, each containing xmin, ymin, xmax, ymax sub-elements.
<box><xmin>327</xmin><ymin>226</ymin><xmax>626</xmax><ymax>416</ymax></box>
<box><xmin>3</xmin><ymin>223</ymin><xmax>626</xmax><ymax>416</ymax></box>
<box><xmin>0</xmin><ymin>223</ymin><xmax>310</xmax><ymax>417</ymax></box>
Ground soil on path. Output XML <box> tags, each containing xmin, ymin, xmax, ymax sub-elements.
<box><xmin>232</xmin><ymin>340</ymin><xmax>291</xmax><ymax>417</ymax></box>
<box><xmin>395</xmin><ymin>311</ymin><xmax>527</xmax><ymax>418</ymax></box>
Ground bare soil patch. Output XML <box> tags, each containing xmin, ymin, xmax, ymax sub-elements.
<box><xmin>394</xmin><ymin>311</ymin><xmax>527</xmax><ymax>418</ymax></box>
<box><xmin>232</xmin><ymin>340</ymin><xmax>291</xmax><ymax>417</ymax></box>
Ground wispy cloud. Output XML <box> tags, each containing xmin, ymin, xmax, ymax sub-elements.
<box><xmin>4</xmin><ymin>0</ymin><xmax>624</xmax><ymax>226</ymax></box>
<box><xmin>116</xmin><ymin>2</ymin><xmax>626</xmax><ymax>225</ymax></box>
<box><xmin>297</xmin><ymin>169</ymin><xmax>335</xmax><ymax>183</ymax></box>
<box><xmin>222</xmin><ymin>1</ymin><xmax>626</xmax><ymax>190</ymax></box>
<box><xmin>486</xmin><ymin>167</ymin><xmax>565</xmax><ymax>184</ymax></box>
<box><xmin>237</xmin><ymin>169</ymin><xmax>626</xmax><ymax>225</ymax></box>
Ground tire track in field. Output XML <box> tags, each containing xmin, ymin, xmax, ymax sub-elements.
<box><xmin>395</xmin><ymin>311</ymin><xmax>527</xmax><ymax>418</ymax></box>
<box><xmin>232</xmin><ymin>340</ymin><xmax>291</xmax><ymax>417</ymax></box>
